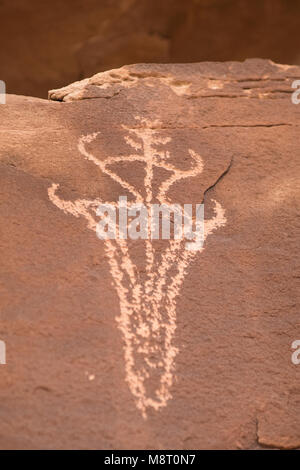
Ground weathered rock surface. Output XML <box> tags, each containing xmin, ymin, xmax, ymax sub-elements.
<box><xmin>1</xmin><ymin>0</ymin><xmax>300</xmax><ymax>98</ymax></box>
<box><xmin>0</xmin><ymin>59</ymin><xmax>299</xmax><ymax>449</ymax></box>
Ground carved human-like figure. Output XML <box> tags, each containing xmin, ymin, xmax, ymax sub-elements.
<box><xmin>48</xmin><ymin>117</ymin><xmax>226</xmax><ymax>418</ymax></box>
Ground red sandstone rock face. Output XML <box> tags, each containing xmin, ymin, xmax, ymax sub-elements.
<box><xmin>0</xmin><ymin>59</ymin><xmax>300</xmax><ymax>449</ymax></box>
<box><xmin>1</xmin><ymin>0</ymin><xmax>300</xmax><ymax>98</ymax></box>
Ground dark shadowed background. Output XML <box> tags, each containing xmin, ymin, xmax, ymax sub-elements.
<box><xmin>1</xmin><ymin>0</ymin><xmax>300</xmax><ymax>98</ymax></box>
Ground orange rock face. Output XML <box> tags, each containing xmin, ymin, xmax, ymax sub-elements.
<box><xmin>0</xmin><ymin>59</ymin><xmax>299</xmax><ymax>449</ymax></box>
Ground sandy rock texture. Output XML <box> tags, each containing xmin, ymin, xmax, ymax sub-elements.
<box><xmin>1</xmin><ymin>0</ymin><xmax>300</xmax><ymax>98</ymax></box>
<box><xmin>0</xmin><ymin>59</ymin><xmax>300</xmax><ymax>449</ymax></box>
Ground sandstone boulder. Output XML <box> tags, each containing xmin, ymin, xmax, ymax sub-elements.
<box><xmin>0</xmin><ymin>59</ymin><xmax>299</xmax><ymax>449</ymax></box>
<box><xmin>1</xmin><ymin>0</ymin><xmax>300</xmax><ymax>98</ymax></box>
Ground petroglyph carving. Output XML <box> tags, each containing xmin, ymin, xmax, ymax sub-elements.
<box><xmin>48</xmin><ymin>117</ymin><xmax>226</xmax><ymax>417</ymax></box>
